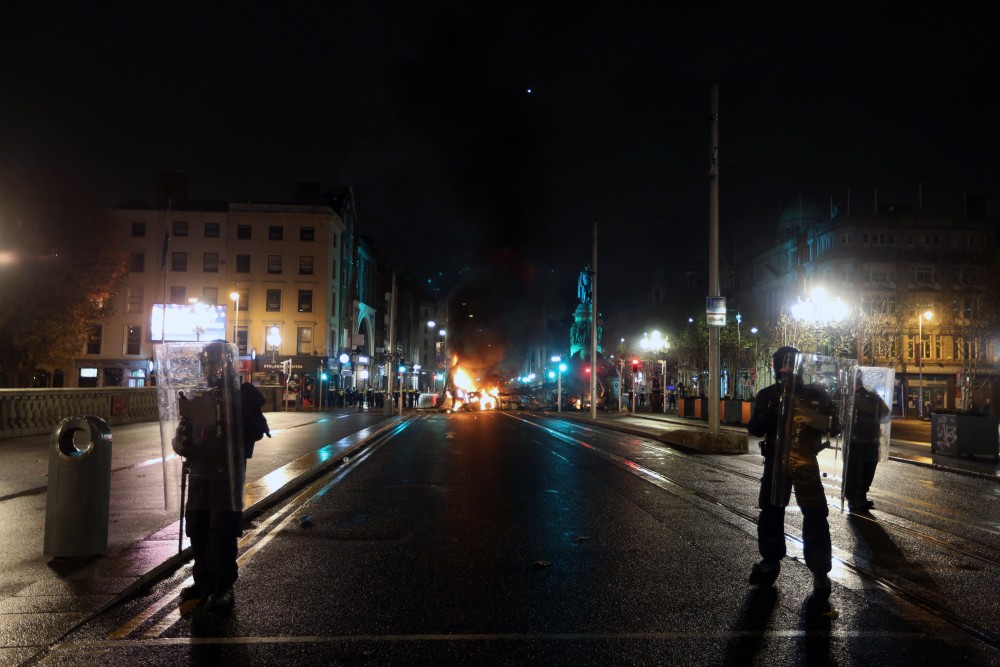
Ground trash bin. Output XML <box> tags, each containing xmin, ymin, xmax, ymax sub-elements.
<box><xmin>43</xmin><ymin>416</ymin><xmax>113</xmax><ymax>558</ymax></box>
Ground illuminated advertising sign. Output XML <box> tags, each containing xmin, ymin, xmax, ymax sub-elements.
<box><xmin>150</xmin><ymin>303</ymin><xmax>227</xmax><ymax>342</ymax></box>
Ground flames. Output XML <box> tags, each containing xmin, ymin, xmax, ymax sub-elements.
<box><xmin>446</xmin><ymin>361</ymin><xmax>500</xmax><ymax>412</ymax></box>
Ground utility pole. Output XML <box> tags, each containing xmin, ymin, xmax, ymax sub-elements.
<box><xmin>708</xmin><ymin>84</ymin><xmax>721</xmax><ymax>439</ymax></box>
<box><xmin>590</xmin><ymin>220</ymin><xmax>598</xmax><ymax>419</ymax></box>
<box><xmin>386</xmin><ymin>273</ymin><xmax>396</xmax><ymax>415</ymax></box>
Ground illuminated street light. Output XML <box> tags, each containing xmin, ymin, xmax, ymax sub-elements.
<box><xmin>639</xmin><ymin>330</ymin><xmax>670</xmax><ymax>411</ymax></box>
<box><xmin>918</xmin><ymin>309</ymin><xmax>933</xmax><ymax>419</ymax></box>
<box><xmin>790</xmin><ymin>286</ymin><xmax>848</xmax><ymax>354</ymax></box>
<box><xmin>230</xmin><ymin>291</ymin><xmax>240</xmax><ymax>351</ymax></box>
<box><xmin>267</xmin><ymin>326</ymin><xmax>281</xmax><ymax>362</ymax></box>
<box><xmin>551</xmin><ymin>355</ymin><xmax>564</xmax><ymax>412</ymax></box>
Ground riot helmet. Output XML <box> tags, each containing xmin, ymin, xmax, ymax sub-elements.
<box><xmin>771</xmin><ymin>345</ymin><xmax>799</xmax><ymax>381</ymax></box>
<box><xmin>199</xmin><ymin>340</ymin><xmax>235</xmax><ymax>387</ymax></box>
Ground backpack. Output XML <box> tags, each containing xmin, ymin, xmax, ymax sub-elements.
<box><xmin>241</xmin><ymin>382</ymin><xmax>270</xmax><ymax>458</ymax></box>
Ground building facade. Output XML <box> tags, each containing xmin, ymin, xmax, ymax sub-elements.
<box><xmin>732</xmin><ymin>198</ymin><xmax>999</xmax><ymax>415</ymax></box>
<box><xmin>80</xmin><ymin>200</ymin><xmax>345</xmax><ymax>391</ymax></box>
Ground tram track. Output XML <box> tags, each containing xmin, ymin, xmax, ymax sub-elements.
<box><xmin>516</xmin><ymin>412</ymin><xmax>1000</xmax><ymax>651</ymax></box>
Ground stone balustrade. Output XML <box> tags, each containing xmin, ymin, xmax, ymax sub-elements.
<box><xmin>0</xmin><ymin>388</ymin><xmax>159</xmax><ymax>440</ymax></box>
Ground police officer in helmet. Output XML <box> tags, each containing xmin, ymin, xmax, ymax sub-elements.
<box><xmin>747</xmin><ymin>345</ymin><xmax>834</xmax><ymax>596</ymax></box>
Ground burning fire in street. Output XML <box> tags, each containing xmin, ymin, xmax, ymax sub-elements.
<box><xmin>446</xmin><ymin>360</ymin><xmax>500</xmax><ymax>412</ymax></box>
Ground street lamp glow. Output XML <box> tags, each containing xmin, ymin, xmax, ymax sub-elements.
<box><xmin>427</xmin><ymin>321</ymin><xmax>435</xmax><ymax>328</ymax></box>
<box><xmin>267</xmin><ymin>326</ymin><xmax>281</xmax><ymax>361</ymax></box>
<box><xmin>918</xmin><ymin>309</ymin><xmax>933</xmax><ymax>419</ymax></box>
<box><xmin>230</xmin><ymin>291</ymin><xmax>240</xmax><ymax>350</ymax></box>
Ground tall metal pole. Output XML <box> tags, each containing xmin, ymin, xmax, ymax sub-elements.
<box><xmin>557</xmin><ymin>367</ymin><xmax>562</xmax><ymax>413</ymax></box>
<box><xmin>918</xmin><ymin>313</ymin><xmax>923</xmax><ymax>419</ymax></box>
<box><xmin>708</xmin><ymin>84</ymin><xmax>721</xmax><ymax>438</ymax></box>
<box><xmin>387</xmin><ymin>273</ymin><xmax>397</xmax><ymax>415</ymax></box>
<box><xmin>590</xmin><ymin>220</ymin><xmax>599</xmax><ymax>419</ymax></box>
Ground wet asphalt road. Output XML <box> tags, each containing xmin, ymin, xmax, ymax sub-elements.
<box><xmin>33</xmin><ymin>410</ymin><xmax>1000</xmax><ymax>666</ymax></box>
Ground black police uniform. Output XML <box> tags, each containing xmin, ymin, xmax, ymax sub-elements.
<box><xmin>747</xmin><ymin>346</ymin><xmax>833</xmax><ymax>592</ymax></box>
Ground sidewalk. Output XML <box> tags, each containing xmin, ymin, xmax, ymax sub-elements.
<box><xmin>0</xmin><ymin>408</ymin><xmax>402</xmax><ymax>666</ymax></box>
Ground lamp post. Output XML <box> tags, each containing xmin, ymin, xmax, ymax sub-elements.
<box><xmin>267</xmin><ymin>326</ymin><xmax>281</xmax><ymax>363</ymax></box>
<box><xmin>230</xmin><ymin>291</ymin><xmax>240</xmax><ymax>350</ymax></box>
<box><xmin>639</xmin><ymin>330</ymin><xmax>669</xmax><ymax>411</ymax></box>
<box><xmin>918</xmin><ymin>309</ymin><xmax>933</xmax><ymax>419</ymax></box>
<box><xmin>750</xmin><ymin>327</ymin><xmax>759</xmax><ymax>397</ymax></box>
<box><xmin>551</xmin><ymin>355</ymin><xmax>564</xmax><ymax>412</ymax></box>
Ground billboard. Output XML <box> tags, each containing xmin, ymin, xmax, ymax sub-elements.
<box><xmin>150</xmin><ymin>303</ymin><xmax>228</xmax><ymax>342</ymax></box>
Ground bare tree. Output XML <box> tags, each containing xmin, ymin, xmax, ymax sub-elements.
<box><xmin>845</xmin><ymin>291</ymin><xmax>905</xmax><ymax>367</ymax></box>
<box><xmin>949</xmin><ymin>291</ymin><xmax>1000</xmax><ymax>412</ymax></box>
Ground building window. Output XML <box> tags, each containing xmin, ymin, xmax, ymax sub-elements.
<box><xmin>297</xmin><ymin>326</ymin><xmax>313</xmax><ymax>354</ymax></box>
<box><xmin>299</xmin><ymin>255</ymin><xmax>314</xmax><ymax>275</ymax></box>
<box><xmin>129</xmin><ymin>252</ymin><xmax>145</xmax><ymax>273</ymax></box>
<box><xmin>204</xmin><ymin>222</ymin><xmax>220</xmax><ymax>238</ymax></box>
<box><xmin>131</xmin><ymin>222</ymin><xmax>146</xmax><ymax>237</ymax></box>
<box><xmin>126</xmin><ymin>285</ymin><xmax>144</xmax><ymax>313</ymax></box>
<box><xmin>202</xmin><ymin>287</ymin><xmax>218</xmax><ymax>305</ymax></box>
<box><xmin>171</xmin><ymin>252</ymin><xmax>187</xmax><ymax>272</ymax></box>
<box><xmin>268</xmin><ymin>225</ymin><xmax>284</xmax><ymax>241</ymax></box>
<box><xmin>298</xmin><ymin>289</ymin><xmax>313</xmax><ymax>313</ymax></box>
<box><xmin>300</xmin><ymin>226</ymin><xmax>315</xmax><ymax>241</ymax></box>
<box><xmin>236</xmin><ymin>254</ymin><xmax>251</xmax><ymax>273</ymax></box>
<box><xmin>203</xmin><ymin>252</ymin><xmax>220</xmax><ymax>272</ymax></box>
<box><xmin>914</xmin><ymin>266</ymin><xmax>937</xmax><ymax>286</ymax></box>
<box><xmin>173</xmin><ymin>220</ymin><xmax>189</xmax><ymax>237</ymax></box>
<box><xmin>170</xmin><ymin>286</ymin><xmax>186</xmax><ymax>304</ymax></box>
<box><xmin>86</xmin><ymin>325</ymin><xmax>102</xmax><ymax>355</ymax></box>
<box><xmin>267</xmin><ymin>255</ymin><xmax>283</xmax><ymax>274</ymax></box>
<box><xmin>266</xmin><ymin>289</ymin><xmax>282</xmax><ymax>312</ymax></box>
<box><xmin>126</xmin><ymin>325</ymin><xmax>142</xmax><ymax>355</ymax></box>
<box><xmin>862</xmin><ymin>232</ymin><xmax>895</xmax><ymax>247</ymax></box>
<box><xmin>237</xmin><ymin>225</ymin><xmax>252</xmax><ymax>240</ymax></box>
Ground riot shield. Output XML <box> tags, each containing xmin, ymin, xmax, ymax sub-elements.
<box><xmin>840</xmin><ymin>366</ymin><xmax>894</xmax><ymax>503</ymax></box>
<box><xmin>770</xmin><ymin>352</ymin><xmax>857</xmax><ymax>507</ymax></box>
<box><xmin>155</xmin><ymin>341</ymin><xmax>245</xmax><ymax>513</ymax></box>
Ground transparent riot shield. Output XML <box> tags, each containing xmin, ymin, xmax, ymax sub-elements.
<box><xmin>154</xmin><ymin>341</ymin><xmax>245</xmax><ymax>513</ymax></box>
<box><xmin>840</xmin><ymin>366</ymin><xmax>894</xmax><ymax>504</ymax></box>
<box><xmin>770</xmin><ymin>352</ymin><xmax>857</xmax><ymax>507</ymax></box>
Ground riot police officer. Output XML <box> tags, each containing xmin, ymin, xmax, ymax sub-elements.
<box><xmin>173</xmin><ymin>340</ymin><xmax>268</xmax><ymax>611</ymax></box>
<box><xmin>747</xmin><ymin>345</ymin><xmax>834</xmax><ymax>596</ymax></box>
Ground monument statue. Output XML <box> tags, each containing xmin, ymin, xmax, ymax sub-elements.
<box><xmin>577</xmin><ymin>263</ymin><xmax>593</xmax><ymax>304</ymax></box>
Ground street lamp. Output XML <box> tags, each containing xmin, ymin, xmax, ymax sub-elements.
<box><xmin>639</xmin><ymin>330</ymin><xmax>670</xmax><ymax>411</ymax></box>
<box><xmin>918</xmin><ymin>309</ymin><xmax>933</xmax><ymax>419</ymax></box>
<box><xmin>551</xmin><ymin>355</ymin><xmax>565</xmax><ymax>412</ymax></box>
<box><xmin>267</xmin><ymin>326</ymin><xmax>281</xmax><ymax>362</ymax></box>
<box><xmin>790</xmin><ymin>286</ymin><xmax>848</xmax><ymax>354</ymax></box>
<box><xmin>230</xmin><ymin>291</ymin><xmax>240</xmax><ymax>351</ymax></box>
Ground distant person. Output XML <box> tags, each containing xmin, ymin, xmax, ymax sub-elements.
<box><xmin>845</xmin><ymin>370</ymin><xmax>891</xmax><ymax>513</ymax></box>
<box><xmin>747</xmin><ymin>345</ymin><xmax>837</xmax><ymax>597</ymax></box>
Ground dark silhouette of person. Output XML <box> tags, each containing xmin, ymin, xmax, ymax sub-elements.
<box><xmin>747</xmin><ymin>345</ymin><xmax>835</xmax><ymax>597</ymax></box>
<box><xmin>845</xmin><ymin>370</ymin><xmax>891</xmax><ymax>513</ymax></box>
<box><xmin>175</xmin><ymin>340</ymin><xmax>269</xmax><ymax>612</ymax></box>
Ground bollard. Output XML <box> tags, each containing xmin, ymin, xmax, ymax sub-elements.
<box><xmin>43</xmin><ymin>416</ymin><xmax>113</xmax><ymax>558</ymax></box>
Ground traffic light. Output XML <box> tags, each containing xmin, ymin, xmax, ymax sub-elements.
<box><xmin>632</xmin><ymin>359</ymin><xmax>639</xmax><ymax>375</ymax></box>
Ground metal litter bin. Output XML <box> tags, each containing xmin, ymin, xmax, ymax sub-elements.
<box><xmin>43</xmin><ymin>416</ymin><xmax>113</xmax><ymax>558</ymax></box>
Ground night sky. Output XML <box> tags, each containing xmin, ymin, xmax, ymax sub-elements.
<box><xmin>2</xmin><ymin>5</ymin><xmax>997</xmax><ymax>326</ymax></box>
